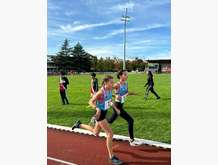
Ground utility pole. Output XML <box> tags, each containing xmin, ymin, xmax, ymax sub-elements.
<box><xmin>121</xmin><ymin>8</ymin><xmax>130</xmax><ymax>70</ymax></box>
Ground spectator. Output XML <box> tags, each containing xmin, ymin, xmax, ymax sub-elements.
<box><xmin>144</xmin><ymin>71</ymin><xmax>160</xmax><ymax>100</ymax></box>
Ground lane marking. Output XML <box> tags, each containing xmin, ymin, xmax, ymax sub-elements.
<box><xmin>47</xmin><ymin>156</ymin><xmax>78</xmax><ymax>165</ymax></box>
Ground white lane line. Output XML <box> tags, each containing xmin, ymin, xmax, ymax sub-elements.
<box><xmin>47</xmin><ymin>156</ymin><xmax>78</xmax><ymax>165</ymax></box>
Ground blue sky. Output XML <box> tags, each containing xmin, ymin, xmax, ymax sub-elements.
<box><xmin>48</xmin><ymin>0</ymin><xmax>171</xmax><ymax>60</ymax></box>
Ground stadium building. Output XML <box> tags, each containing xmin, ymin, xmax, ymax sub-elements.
<box><xmin>47</xmin><ymin>55</ymin><xmax>58</xmax><ymax>75</ymax></box>
<box><xmin>145</xmin><ymin>59</ymin><xmax>171</xmax><ymax>73</ymax></box>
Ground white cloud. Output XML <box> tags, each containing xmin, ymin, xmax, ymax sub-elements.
<box><xmin>128</xmin><ymin>46</ymin><xmax>150</xmax><ymax>50</ymax></box>
<box><xmin>110</xmin><ymin>2</ymin><xmax>135</xmax><ymax>12</ymax></box>
<box><xmin>59</xmin><ymin>20</ymin><xmax>121</xmax><ymax>33</ymax></box>
<box><xmin>131</xmin><ymin>39</ymin><xmax>152</xmax><ymax>45</ymax></box>
<box><xmin>81</xmin><ymin>0</ymin><xmax>98</xmax><ymax>5</ymax></box>
<box><xmin>143</xmin><ymin>0</ymin><xmax>170</xmax><ymax>9</ymax></box>
<box><xmin>73</xmin><ymin>21</ymin><xmax>81</xmax><ymax>25</ymax></box>
<box><xmin>94</xmin><ymin>24</ymin><xmax>167</xmax><ymax>40</ymax></box>
<box><xmin>65</xmin><ymin>11</ymin><xmax>77</xmax><ymax>17</ymax></box>
<box><xmin>48</xmin><ymin>2</ymin><xmax>60</xmax><ymax>10</ymax></box>
<box><xmin>146</xmin><ymin>51</ymin><xmax>171</xmax><ymax>60</ymax></box>
<box><xmin>86</xmin><ymin>45</ymin><xmax>122</xmax><ymax>58</ymax></box>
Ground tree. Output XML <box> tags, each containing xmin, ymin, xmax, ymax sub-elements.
<box><xmin>113</xmin><ymin>57</ymin><xmax>122</xmax><ymax>71</ymax></box>
<box><xmin>104</xmin><ymin>57</ymin><xmax>115</xmax><ymax>71</ymax></box>
<box><xmin>90</xmin><ymin>55</ymin><xmax>98</xmax><ymax>71</ymax></box>
<box><xmin>71</xmin><ymin>42</ymin><xmax>92</xmax><ymax>72</ymax></box>
<box><xmin>57</xmin><ymin>39</ymin><xmax>71</xmax><ymax>56</ymax></box>
<box><xmin>51</xmin><ymin>39</ymin><xmax>74</xmax><ymax>71</ymax></box>
<box><xmin>96</xmin><ymin>57</ymin><xmax>104</xmax><ymax>71</ymax></box>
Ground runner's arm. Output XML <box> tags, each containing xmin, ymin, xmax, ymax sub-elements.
<box><xmin>89</xmin><ymin>90</ymin><xmax>102</xmax><ymax>110</ymax></box>
<box><xmin>90</xmin><ymin>79</ymin><xmax>95</xmax><ymax>93</ymax></box>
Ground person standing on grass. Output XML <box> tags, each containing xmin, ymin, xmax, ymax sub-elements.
<box><xmin>59</xmin><ymin>71</ymin><xmax>69</xmax><ymax>105</ymax></box>
<box><xmin>90</xmin><ymin>72</ymin><xmax>98</xmax><ymax>97</ymax></box>
<box><xmin>144</xmin><ymin>71</ymin><xmax>160</xmax><ymax>100</ymax></box>
<box><xmin>107</xmin><ymin>70</ymin><xmax>141</xmax><ymax>146</ymax></box>
<box><xmin>60</xmin><ymin>71</ymin><xmax>69</xmax><ymax>90</ymax></box>
<box><xmin>72</xmin><ymin>75</ymin><xmax>123</xmax><ymax>165</ymax></box>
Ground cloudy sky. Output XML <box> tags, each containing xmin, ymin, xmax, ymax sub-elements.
<box><xmin>48</xmin><ymin>0</ymin><xmax>171</xmax><ymax>60</ymax></box>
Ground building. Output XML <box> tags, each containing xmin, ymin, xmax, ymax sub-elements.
<box><xmin>145</xmin><ymin>59</ymin><xmax>171</xmax><ymax>73</ymax></box>
<box><xmin>47</xmin><ymin>55</ymin><xmax>58</xmax><ymax>74</ymax></box>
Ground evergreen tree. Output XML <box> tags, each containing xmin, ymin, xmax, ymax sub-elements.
<box><xmin>57</xmin><ymin>39</ymin><xmax>71</xmax><ymax>56</ymax></box>
<box><xmin>71</xmin><ymin>42</ymin><xmax>91</xmax><ymax>72</ymax></box>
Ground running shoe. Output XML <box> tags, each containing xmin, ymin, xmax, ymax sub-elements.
<box><xmin>72</xmin><ymin>120</ymin><xmax>81</xmax><ymax>130</ymax></box>
<box><xmin>129</xmin><ymin>139</ymin><xmax>143</xmax><ymax>146</ymax></box>
<box><xmin>109</xmin><ymin>155</ymin><xmax>123</xmax><ymax>165</ymax></box>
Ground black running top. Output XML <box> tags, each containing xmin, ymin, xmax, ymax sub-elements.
<box><xmin>92</xmin><ymin>78</ymin><xmax>98</xmax><ymax>92</ymax></box>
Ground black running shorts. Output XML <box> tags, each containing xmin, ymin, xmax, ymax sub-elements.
<box><xmin>96</xmin><ymin>110</ymin><xmax>107</xmax><ymax>122</ymax></box>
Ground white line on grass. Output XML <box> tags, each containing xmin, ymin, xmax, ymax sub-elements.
<box><xmin>47</xmin><ymin>156</ymin><xmax>78</xmax><ymax>165</ymax></box>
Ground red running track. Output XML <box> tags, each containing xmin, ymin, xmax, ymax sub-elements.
<box><xmin>47</xmin><ymin>128</ymin><xmax>171</xmax><ymax>165</ymax></box>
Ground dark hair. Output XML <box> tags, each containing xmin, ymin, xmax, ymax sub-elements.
<box><xmin>102</xmin><ymin>75</ymin><xmax>113</xmax><ymax>86</ymax></box>
<box><xmin>117</xmin><ymin>70</ymin><xmax>127</xmax><ymax>79</ymax></box>
<box><xmin>148</xmin><ymin>71</ymin><xmax>153</xmax><ymax>77</ymax></box>
<box><xmin>91</xmin><ymin>72</ymin><xmax>96</xmax><ymax>77</ymax></box>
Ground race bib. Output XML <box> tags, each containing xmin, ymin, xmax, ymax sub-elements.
<box><xmin>105</xmin><ymin>99</ymin><xmax>112</xmax><ymax>110</ymax></box>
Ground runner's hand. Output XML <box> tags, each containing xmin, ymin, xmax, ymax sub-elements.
<box><xmin>117</xmin><ymin>95</ymin><xmax>121</xmax><ymax>100</ymax></box>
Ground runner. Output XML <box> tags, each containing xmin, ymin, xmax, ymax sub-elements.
<box><xmin>144</xmin><ymin>71</ymin><xmax>160</xmax><ymax>100</ymax></box>
<box><xmin>72</xmin><ymin>75</ymin><xmax>123</xmax><ymax>165</ymax></box>
<box><xmin>90</xmin><ymin>72</ymin><xmax>98</xmax><ymax>97</ymax></box>
<box><xmin>107</xmin><ymin>70</ymin><xmax>141</xmax><ymax>146</ymax></box>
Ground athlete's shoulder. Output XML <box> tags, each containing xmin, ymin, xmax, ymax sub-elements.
<box><xmin>95</xmin><ymin>89</ymin><xmax>103</xmax><ymax>98</ymax></box>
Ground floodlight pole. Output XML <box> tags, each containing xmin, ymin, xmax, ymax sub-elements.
<box><xmin>121</xmin><ymin>8</ymin><xmax>130</xmax><ymax>70</ymax></box>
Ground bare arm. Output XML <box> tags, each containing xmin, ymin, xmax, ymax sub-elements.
<box><xmin>90</xmin><ymin>79</ymin><xmax>95</xmax><ymax>93</ymax></box>
<box><xmin>89</xmin><ymin>90</ymin><xmax>102</xmax><ymax>118</ymax></box>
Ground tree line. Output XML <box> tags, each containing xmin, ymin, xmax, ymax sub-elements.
<box><xmin>50</xmin><ymin>39</ymin><xmax>148</xmax><ymax>72</ymax></box>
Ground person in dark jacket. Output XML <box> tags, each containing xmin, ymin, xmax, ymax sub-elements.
<box><xmin>59</xmin><ymin>71</ymin><xmax>69</xmax><ymax>105</ymax></box>
<box><xmin>144</xmin><ymin>71</ymin><xmax>160</xmax><ymax>100</ymax></box>
<box><xmin>60</xmin><ymin>71</ymin><xmax>69</xmax><ymax>89</ymax></box>
<box><xmin>90</xmin><ymin>72</ymin><xmax>99</xmax><ymax>97</ymax></box>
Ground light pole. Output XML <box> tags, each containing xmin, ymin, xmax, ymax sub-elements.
<box><xmin>121</xmin><ymin>8</ymin><xmax>130</xmax><ymax>70</ymax></box>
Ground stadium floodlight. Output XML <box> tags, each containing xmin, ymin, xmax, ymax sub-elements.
<box><xmin>121</xmin><ymin>8</ymin><xmax>130</xmax><ymax>70</ymax></box>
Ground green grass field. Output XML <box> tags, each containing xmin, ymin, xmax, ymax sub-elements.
<box><xmin>47</xmin><ymin>73</ymin><xmax>171</xmax><ymax>143</ymax></box>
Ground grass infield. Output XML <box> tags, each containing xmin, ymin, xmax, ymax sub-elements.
<box><xmin>47</xmin><ymin>73</ymin><xmax>171</xmax><ymax>143</ymax></box>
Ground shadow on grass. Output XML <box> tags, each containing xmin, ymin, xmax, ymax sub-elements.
<box><xmin>69</xmin><ymin>102</ymin><xmax>89</xmax><ymax>106</ymax></box>
<box><xmin>47</xmin><ymin>110</ymin><xmax>94</xmax><ymax>121</ymax></box>
<box><xmin>48</xmin><ymin>108</ymin><xmax>170</xmax><ymax>122</ymax></box>
<box><xmin>125</xmin><ymin>106</ymin><xmax>156</xmax><ymax>110</ymax></box>
<box><xmin>143</xmin><ymin>97</ymin><xmax>171</xmax><ymax>101</ymax></box>
<box><xmin>129</xmin><ymin>110</ymin><xmax>170</xmax><ymax>120</ymax></box>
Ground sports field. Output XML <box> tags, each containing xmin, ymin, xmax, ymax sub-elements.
<box><xmin>47</xmin><ymin>73</ymin><xmax>171</xmax><ymax>143</ymax></box>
